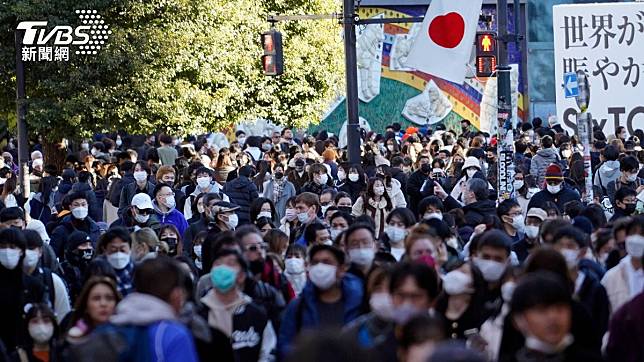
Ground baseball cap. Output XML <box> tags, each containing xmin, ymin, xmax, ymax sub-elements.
<box><xmin>211</xmin><ymin>201</ymin><xmax>240</xmax><ymax>214</ymax></box>
<box><xmin>131</xmin><ymin>193</ymin><xmax>153</xmax><ymax>210</ymax></box>
<box><xmin>526</xmin><ymin>208</ymin><xmax>547</xmax><ymax>221</ymax></box>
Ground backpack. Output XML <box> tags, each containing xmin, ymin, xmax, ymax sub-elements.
<box><xmin>65</xmin><ymin>324</ymin><xmax>151</xmax><ymax>362</ymax></box>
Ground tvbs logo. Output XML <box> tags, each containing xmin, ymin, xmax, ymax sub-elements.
<box><xmin>17</xmin><ymin>10</ymin><xmax>111</xmax><ymax>61</ymax></box>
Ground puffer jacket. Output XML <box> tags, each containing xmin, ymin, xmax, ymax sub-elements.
<box><xmin>386</xmin><ymin>178</ymin><xmax>407</xmax><ymax>208</ymax></box>
<box><xmin>529</xmin><ymin>148</ymin><xmax>560</xmax><ymax>187</ymax></box>
<box><xmin>223</xmin><ymin>175</ymin><xmax>259</xmax><ymax>226</ymax></box>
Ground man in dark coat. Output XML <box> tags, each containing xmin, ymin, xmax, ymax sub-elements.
<box><xmin>223</xmin><ymin>165</ymin><xmax>259</xmax><ymax>226</ymax></box>
<box><xmin>527</xmin><ymin>164</ymin><xmax>580</xmax><ymax>213</ymax></box>
<box><xmin>50</xmin><ymin>192</ymin><xmax>103</xmax><ymax>258</ymax></box>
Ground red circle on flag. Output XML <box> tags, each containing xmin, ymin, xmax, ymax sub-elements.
<box><xmin>428</xmin><ymin>12</ymin><xmax>465</xmax><ymax>49</ymax></box>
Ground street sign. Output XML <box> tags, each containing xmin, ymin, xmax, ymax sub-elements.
<box><xmin>563</xmin><ymin>72</ymin><xmax>579</xmax><ymax>98</ymax></box>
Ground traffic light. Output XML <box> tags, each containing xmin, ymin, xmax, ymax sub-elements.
<box><xmin>261</xmin><ymin>29</ymin><xmax>283</xmax><ymax>76</ymax></box>
<box><xmin>475</xmin><ymin>32</ymin><xmax>497</xmax><ymax>78</ymax></box>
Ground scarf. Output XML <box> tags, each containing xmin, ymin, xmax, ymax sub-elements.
<box><xmin>273</xmin><ymin>179</ymin><xmax>285</xmax><ymax>204</ymax></box>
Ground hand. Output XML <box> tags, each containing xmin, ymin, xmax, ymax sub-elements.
<box><xmin>434</xmin><ymin>181</ymin><xmax>448</xmax><ymax>200</ymax></box>
<box><xmin>637</xmin><ymin>185</ymin><xmax>644</xmax><ymax>194</ymax></box>
<box><xmin>473</xmin><ymin>224</ymin><xmax>487</xmax><ymax>236</ymax></box>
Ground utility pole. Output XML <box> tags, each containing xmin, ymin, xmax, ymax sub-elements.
<box><xmin>15</xmin><ymin>30</ymin><xmax>29</xmax><ymax>197</ymax></box>
<box><xmin>342</xmin><ymin>0</ymin><xmax>361</xmax><ymax>165</ymax></box>
<box><xmin>496</xmin><ymin>0</ymin><xmax>515</xmax><ymax>201</ymax></box>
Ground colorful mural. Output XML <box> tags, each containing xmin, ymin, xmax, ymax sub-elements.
<box><xmin>311</xmin><ymin>4</ymin><xmax>527</xmax><ymax>136</ymax></box>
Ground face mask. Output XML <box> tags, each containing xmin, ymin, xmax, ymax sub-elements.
<box><xmin>547</xmin><ymin>184</ymin><xmax>561</xmax><ymax>194</ymax></box>
<box><xmin>225</xmin><ymin>214</ymin><xmax>239</xmax><ymax>229</ymax></box>
<box><xmin>473</xmin><ymin>257</ymin><xmax>506</xmax><ymax>282</ymax></box>
<box><xmin>561</xmin><ymin>150</ymin><xmax>572</xmax><ymax>158</ymax></box>
<box><xmin>348</xmin><ymin>173</ymin><xmax>359</xmax><ymax>182</ymax></box>
<box><xmin>317</xmin><ymin>174</ymin><xmax>329</xmax><ymax>185</ymax></box>
<box><xmin>420</xmin><ymin>163</ymin><xmax>432</xmax><ymax>174</ymax></box>
<box><xmin>23</xmin><ymin>249</ymin><xmax>40</xmax><ymax>269</ymax></box>
<box><xmin>625</xmin><ymin>234</ymin><xmax>644</xmax><ymax>258</ymax></box>
<box><xmin>373</xmin><ymin>186</ymin><xmax>385</xmax><ymax>196</ymax></box>
<box><xmin>193</xmin><ymin>245</ymin><xmax>202</xmax><ymax>258</ymax></box>
<box><xmin>560</xmin><ymin>249</ymin><xmax>579</xmax><ymax>269</ymax></box>
<box><xmin>337</xmin><ymin>170</ymin><xmax>346</xmax><ymax>181</ymax></box>
<box><xmin>423</xmin><ymin>212</ymin><xmax>442</xmax><ymax>220</ymax></box>
<box><xmin>29</xmin><ymin>323</ymin><xmax>54</xmax><ymax>344</ymax></box>
<box><xmin>622</xmin><ymin>203</ymin><xmax>636</xmax><ymax>215</ymax></box>
<box><xmin>285</xmin><ymin>258</ymin><xmax>305</xmax><ymax>274</ymax></box>
<box><xmin>321</xmin><ymin>205</ymin><xmax>330</xmax><ymax>216</ymax></box>
<box><xmin>161</xmin><ymin>238</ymin><xmax>178</xmax><ymax>255</ymax></box>
<box><xmin>525</xmin><ymin>225</ymin><xmax>539</xmax><ymax>239</ymax></box>
<box><xmin>134</xmin><ymin>213</ymin><xmax>150</xmax><ymax>224</ymax></box>
<box><xmin>524</xmin><ymin>334</ymin><xmax>574</xmax><ymax>355</ymax></box>
<box><xmin>349</xmin><ymin>248</ymin><xmax>375</xmax><ymax>267</ymax></box>
<box><xmin>133</xmin><ymin>171</ymin><xmax>147</xmax><ymax>183</ymax></box>
<box><xmin>466</xmin><ymin>168</ymin><xmax>477</xmax><ymax>178</ymax></box>
<box><xmin>526</xmin><ymin>187</ymin><xmax>540</xmax><ymax>199</ymax></box>
<box><xmin>256</xmin><ymin>211</ymin><xmax>272</xmax><ymax>220</ymax></box>
<box><xmin>441</xmin><ymin>270</ymin><xmax>473</xmax><ymax>295</ymax></box>
<box><xmin>90</xmin><ymin>148</ymin><xmax>98</xmax><ymax>156</ymax></box>
<box><xmin>626</xmin><ymin>173</ymin><xmax>637</xmax><ymax>182</ymax></box>
<box><xmin>196</xmin><ymin>176</ymin><xmax>211</xmax><ymax>189</ymax></box>
<box><xmin>308</xmin><ymin>263</ymin><xmax>337</xmax><ymax>290</ymax></box>
<box><xmin>285</xmin><ymin>208</ymin><xmax>297</xmax><ymax>222</ymax></box>
<box><xmin>387</xmin><ymin>145</ymin><xmax>395</xmax><ymax>152</ymax></box>
<box><xmin>164</xmin><ymin>196</ymin><xmax>176</xmax><ymax>209</ymax></box>
<box><xmin>116</xmin><ymin>139</ymin><xmax>123</xmax><ymax>147</ymax></box>
<box><xmin>329</xmin><ymin>228</ymin><xmax>343</xmax><ymax>241</ymax></box>
<box><xmin>511</xmin><ymin>215</ymin><xmax>525</xmax><ymax>232</ymax></box>
<box><xmin>0</xmin><ymin>248</ymin><xmax>22</xmax><ymax>270</ymax></box>
<box><xmin>210</xmin><ymin>265</ymin><xmax>238</xmax><ymax>293</ymax></box>
<box><xmin>107</xmin><ymin>251</ymin><xmax>130</xmax><ymax>270</ymax></box>
<box><xmin>391</xmin><ymin>303</ymin><xmax>423</xmax><ymax>325</ymax></box>
<box><xmin>385</xmin><ymin>226</ymin><xmax>406</xmax><ymax>242</ymax></box>
<box><xmin>72</xmin><ymin>207</ymin><xmax>88</xmax><ymax>220</ymax></box>
<box><xmin>81</xmin><ymin>143</ymin><xmax>89</xmax><ymax>151</ymax></box>
<box><xmin>274</xmin><ymin>172</ymin><xmax>284</xmax><ymax>180</ymax></box>
<box><xmin>513</xmin><ymin>180</ymin><xmax>524</xmax><ymax>190</ymax></box>
<box><xmin>262</xmin><ymin>144</ymin><xmax>272</xmax><ymax>151</ymax></box>
<box><xmin>369</xmin><ymin>292</ymin><xmax>394</xmax><ymax>321</ymax></box>
<box><xmin>501</xmin><ymin>281</ymin><xmax>516</xmax><ymax>302</ymax></box>
<box><xmin>297</xmin><ymin>210</ymin><xmax>311</xmax><ymax>223</ymax></box>
<box><xmin>237</xmin><ymin>137</ymin><xmax>246</xmax><ymax>145</ymax></box>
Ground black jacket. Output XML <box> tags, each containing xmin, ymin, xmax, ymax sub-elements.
<box><xmin>182</xmin><ymin>218</ymin><xmax>210</xmax><ymax>256</ymax></box>
<box><xmin>223</xmin><ymin>176</ymin><xmax>259</xmax><ymax>226</ymax></box>
<box><xmin>71</xmin><ymin>182</ymin><xmax>101</xmax><ymax>222</ymax></box>
<box><xmin>460</xmin><ymin>199</ymin><xmax>497</xmax><ymax>227</ymax></box>
<box><xmin>527</xmin><ymin>186</ymin><xmax>580</xmax><ymax>213</ymax></box>
<box><xmin>576</xmin><ymin>272</ymin><xmax>610</xmax><ymax>337</ymax></box>
<box><xmin>117</xmin><ymin>180</ymin><xmax>155</xmax><ymax>218</ymax></box>
<box><xmin>50</xmin><ymin>216</ymin><xmax>103</xmax><ymax>258</ymax></box>
<box><xmin>338</xmin><ymin>180</ymin><xmax>366</xmax><ymax>202</ymax></box>
<box><xmin>390</xmin><ymin>168</ymin><xmax>408</xmax><ymax>199</ymax></box>
<box><xmin>0</xmin><ymin>268</ymin><xmax>46</xmax><ymax>351</ymax></box>
<box><xmin>406</xmin><ymin>170</ymin><xmax>432</xmax><ymax>214</ymax></box>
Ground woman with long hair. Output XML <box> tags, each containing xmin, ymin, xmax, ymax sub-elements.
<box><xmin>29</xmin><ymin>176</ymin><xmax>60</xmax><ymax>224</ymax></box>
<box><xmin>351</xmin><ymin>177</ymin><xmax>394</xmax><ymax>238</ymax></box>
<box><xmin>14</xmin><ymin>303</ymin><xmax>61</xmax><ymax>362</ymax></box>
<box><xmin>64</xmin><ymin>276</ymin><xmax>121</xmax><ymax>342</ymax></box>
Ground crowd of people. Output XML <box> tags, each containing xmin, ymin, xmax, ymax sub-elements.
<box><xmin>0</xmin><ymin>119</ymin><xmax>642</xmax><ymax>362</ymax></box>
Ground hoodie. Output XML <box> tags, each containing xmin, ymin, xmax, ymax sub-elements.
<box><xmin>223</xmin><ymin>176</ymin><xmax>259</xmax><ymax>226</ymax></box>
<box><xmin>111</xmin><ymin>293</ymin><xmax>198</xmax><ymax>362</ymax></box>
<box><xmin>529</xmin><ymin>148</ymin><xmax>560</xmax><ymax>186</ymax></box>
<box><xmin>153</xmin><ymin>202</ymin><xmax>188</xmax><ymax>236</ymax></box>
<box><xmin>594</xmin><ymin>160</ymin><xmax>621</xmax><ymax>192</ymax></box>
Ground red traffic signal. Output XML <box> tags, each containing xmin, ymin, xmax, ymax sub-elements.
<box><xmin>475</xmin><ymin>32</ymin><xmax>497</xmax><ymax>77</ymax></box>
<box><xmin>261</xmin><ymin>30</ymin><xmax>283</xmax><ymax>76</ymax></box>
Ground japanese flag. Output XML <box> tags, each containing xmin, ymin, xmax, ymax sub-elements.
<box><xmin>405</xmin><ymin>0</ymin><xmax>483</xmax><ymax>84</ymax></box>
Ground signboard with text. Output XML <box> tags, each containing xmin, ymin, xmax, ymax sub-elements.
<box><xmin>553</xmin><ymin>3</ymin><xmax>644</xmax><ymax>136</ymax></box>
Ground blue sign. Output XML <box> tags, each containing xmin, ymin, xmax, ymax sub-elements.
<box><xmin>564</xmin><ymin>72</ymin><xmax>579</xmax><ymax>98</ymax></box>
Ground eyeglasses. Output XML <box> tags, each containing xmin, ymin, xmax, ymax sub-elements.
<box><xmin>246</xmin><ymin>244</ymin><xmax>266</xmax><ymax>252</ymax></box>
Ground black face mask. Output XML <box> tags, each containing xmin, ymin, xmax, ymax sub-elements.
<box><xmin>274</xmin><ymin>172</ymin><xmax>284</xmax><ymax>179</ymax></box>
<box><xmin>486</xmin><ymin>157</ymin><xmax>496</xmax><ymax>164</ymax></box>
<box><xmin>338</xmin><ymin>206</ymin><xmax>352</xmax><ymax>214</ymax></box>
<box><xmin>249</xmin><ymin>259</ymin><xmax>264</xmax><ymax>275</ymax></box>
<box><xmin>161</xmin><ymin>238</ymin><xmax>178</xmax><ymax>256</ymax></box>
<box><xmin>622</xmin><ymin>203</ymin><xmax>636</xmax><ymax>215</ymax></box>
<box><xmin>68</xmin><ymin>249</ymin><xmax>94</xmax><ymax>268</ymax></box>
<box><xmin>421</xmin><ymin>163</ymin><xmax>431</xmax><ymax>174</ymax></box>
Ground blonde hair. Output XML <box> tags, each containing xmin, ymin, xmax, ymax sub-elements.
<box><xmin>131</xmin><ymin>228</ymin><xmax>160</xmax><ymax>252</ymax></box>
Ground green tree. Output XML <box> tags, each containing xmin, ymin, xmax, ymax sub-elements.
<box><xmin>0</xmin><ymin>0</ymin><xmax>344</xmax><ymax>141</ymax></box>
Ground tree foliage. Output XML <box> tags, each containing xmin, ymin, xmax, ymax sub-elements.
<box><xmin>0</xmin><ymin>0</ymin><xmax>344</xmax><ymax>139</ymax></box>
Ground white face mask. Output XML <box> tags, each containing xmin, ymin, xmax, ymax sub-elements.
<box><xmin>321</xmin><ymin>205</ymin><xmax>330</xmax><ymax>216</ymax></box>
<box><xmin>625</xmin><ymin>234</ymin><xmax>644</xmax><ymax>258</ymax></box>
<box><xmin>196</xmin><ymin>177</ymin><xmax>211</xmax><ymax>189</ymax></box>
<box><xmin>308</xmin><ymin>263</ymin><xmax>337</xmax><ymax>290</ymax></box>
<box><xmin>560</xmin><ymin>249</ymin><xmax>579</xmax><ymax>269</ymax></box>
<box><xmin>107</xmin><ymin>251</ymin><xmax>130</xmax><ymax>270</ymax></box>
<box><xmin>513</xmin><ymin>180</ymin><xmax>524</xmax><ymax>190</ymax></box>
<box><xmin>23</xmin><ymin>249</ymin><xmax>40</xmax><ymax>269</ymax></box>
<box><xmin>193</xmin><ymin>245</ymin><xmax>202</xmax><ymax>258</ymax></box>
<box><xmin>501</xmin><ymin>281</ymin><xmax>516</xmax><ymax>302</ymax></box>
<box><xmin>116</xmin><ymin>139</ymin><xmax>123</xmax><ymax>147</ymax></box>
<box><xmin>626</xmin><ymin>173</ymin><xmax>638</xmax><ymax>182</ymax></box>
<box><xmin>225</xmin><ymin>214</ymin><xmax>239</xmax><ymax>229</ymax></box>
<box><xmin>72</xmin><ymin>206</ymin><xmax>88</xmax><ymax>220</ymax></box>
<box><xmin>441</xmin><ymin>270</ymin><xmax>473</xmax><ymax>295</ymax></box>
<box><xmin>317</xmin><ymin>174</ymin><xmax>329</xmax><ymax>185</ymax></box>
<box><xmin>373</xmin><ymin>186</ymin><xmax>385</xmax><ymax>196</ymax></box>
<box><xmin>81</xmin><ymin>143</ymin><xmax>89</xmax><ymax>151</ymax></box>
<box><xmin>525</xmin><ymin>225</ymin><xmax>540</xmax><ymax>239</ymax></box>
<box><xmin>561</xmin><ymin>150</ymin><xmax>572</xmax><ymax>158</ymax></box>
<box><xmin>329</xmin><ymin>228</ymin><xmax>343</xmax><ymax>241</ymax></box>
<box><xmin>285</xmin><ymin>257</ymin><xmax>305</xmax><ymax>274</ymax></box>
<box><xmin>385</xmin><ymin>226</ymin><xmax>406</xmax><ymax>242</ymax></box>
<box><xmin>526</xmin><ymin>187</ymin><xmax>540</xmax><ymax>199</ymax></box>
<box><xmin>134</xmin><ymin>213</ymin><xmax>150</xmax><ymax>224</ymax></box>
<box><xmin>0</xmin><ymin>248</ymin><xmax>22</xmax><ymax>270</ymax></box>
<box><xmin>133</xmin><ymin>171</ymin><xmax>147</xmax><ymax>183</ymax></box>
<box><xmin>423</xmin><ymin>212</ymin><xmax>443</xmax><ymax>220</ymax></box>
<box><xmin>547</xmin><ymin>183</ymin><xmax>562</xmax><ymax>194</ymax></box>
<box><xmin>511</xmin><ymin>215</ymin><xmax>525</xmax><ymax>232</ymax></box>
<box><xmin>257</xmin><ymin>211</ymin><xmax>272</xmax><ymax>220</ymax></box>
<box><xmin>163</xmin><ymin>196</ymin><xmax>176</xmax><ymax>209</ymax></box>
<box><xmin>337</xmin><ymin>169</ymin><xmax>346</xmax><ymax>181</ymax></box>
<box><xmin>473</xmin><ymin>257</ymin><xmax>507</xmax><ymax>282</ymax></box>
<box><xmin>29</xmin><ymin>323</ymin><xmax>54</xmax><ymax>344</ymax></box>
<box><xmin>348</xmin><ymin>247</ymin><xmax>375</xmax><ymax>267</ymax></box>
<box><xmin>297</xmin><ymin>210</ymin><xmax>311</xmax><ymax>223</ymax></box>
<box><xmin>466</xmin><ymin>168</ymin><xmax>477</xmax><ymax>178</ymax></box>
<box><xmin>348</xmin><ymin>173</ymin><xmax>359</xmax><ymax>182</ymax></box>
<box><xmin>285</xmin><ymin>208</ymin><xmax>297</xmax><ymax>222</ymax></box>
<box><xmin>369</xmin><ymin>292</ymin><xmax>394</xmax><ymax>321</ymax></box>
